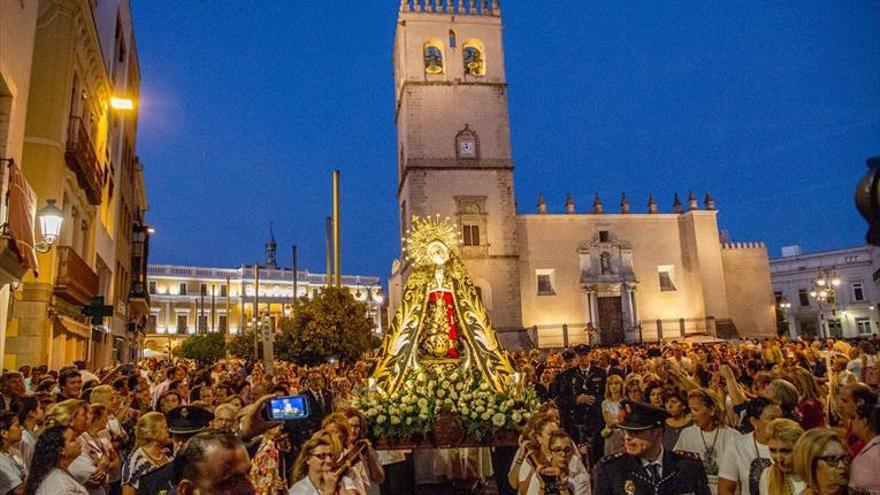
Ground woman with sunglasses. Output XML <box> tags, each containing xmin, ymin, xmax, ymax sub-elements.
<box><xmin>289</xmin><ymin>430</ymin><xmax>345</xmax><ymax>495</ymax></box>
<box><xmin>793</xmin><ymin>428</ymin><xmax>852</xmax><ymax>495</ymax></box>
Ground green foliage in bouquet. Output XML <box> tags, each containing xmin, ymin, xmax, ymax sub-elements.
<box><xmin>353</xmin><ymin>366</ymin><xmax>541</xmax><ymax>441</ymax></box>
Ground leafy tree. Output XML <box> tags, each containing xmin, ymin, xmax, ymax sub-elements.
<box><xmin>179</xmin><ymin>333</ymin><xmax>227</xmax><ymax>364</ymax></box>
<box><xmin>276</xmin><ymin>287</ymin><xmax>376</xmax><ymax>366</ymax></box>
<box><xmin>228</xmin><ymin>331</ymin><xmax>257</xmax><ymax>361</ymax></box>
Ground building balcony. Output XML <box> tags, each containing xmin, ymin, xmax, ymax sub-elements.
<box><xmin>64</xmin><ymin>116</ymin><xmax>102</xmax><ymax>205</ymax></box>
<box><xmin>128</xmin><ymin>281</ymin><xmax>151</xmax><ymax>315</ymax></box>
<box><xmin>54</xmin><ymin>246</ymin><xmax>99</xmax><ymax>306</ymax></box>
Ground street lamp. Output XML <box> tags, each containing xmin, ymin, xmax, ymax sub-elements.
<box><xmin>36</xmin><ymin>199</ymin><xmax>64</xmax><ymax>253</ymax></box>
<box><xmin>777</xmin><ymin>296</ymin><xmax>793</xmax><ymax>337</ymax></box>
<box><xmin>109</xmin><ymin>97</ymin><xmax>135</xmax><ymax>110</ymax></box>
<box><xmin>810</xmin><ymin>268</ymin><xmax>842</xmax><ymax>338</ymax></box>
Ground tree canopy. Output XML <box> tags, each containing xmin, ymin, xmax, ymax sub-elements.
<box><xmin>275</xmin><ymin>287</ymin><xmax>377</xmax><ymax>366</ymax></box>
<box><xmin>179</xmin><ymin>333</ymin><xmax>227</xmax><ymax>364</ymax></box>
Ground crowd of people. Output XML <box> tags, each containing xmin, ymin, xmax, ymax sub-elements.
<box><xmin>0</xmin><ymin>334</ymin><xmax>876</xmax><ymax>495</ymax></box>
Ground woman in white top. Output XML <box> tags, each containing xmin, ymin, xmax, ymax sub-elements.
<box><xmin>758</xmin><ymin>419</ymin><xmax>806</xmax><ymax>495</ymax></box>
<box><xmin>601</xmin><ymin>375</ymin><xmax>625</xmax><ymax>456</ymax></box>
<box><xmin>289</xmin><ymin>430</ymin><xmax>351</xmax><ymax>495</ymax></box>
<box><xmin>674</xmin><ymin>388</ymin><xmax>741</xmax><ymax>495</ymax></box>
<box><xmin>23</xmin><ymin>425</ymin><xmax>88</xmax><ymax>495</ymax></box>
<box><xmin>0</xmin><ymin>411</ymin><xmax>27</xmax><ymax>495</ymax></box>
<box><xmin>9</xmin><ymin>396</ymin><xmax>42</xmax><ymax>470</ymax></box>
<box><xmin>68</xmin><ymin>405</ymin><xmax>119</xmax><ymax>495</ymax></box>
<box><xmin>521</xmin><ymin>430</ymin><xmax>591</xmax><ymax>495</ymax></box>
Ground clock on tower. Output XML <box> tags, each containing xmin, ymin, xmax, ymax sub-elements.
<box><xmin>455</xmin><ymin>126</ymin><xmax>478</xmax><ymax>159</ymax></box>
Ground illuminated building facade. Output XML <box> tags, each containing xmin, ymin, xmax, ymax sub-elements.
<box><xmin>143</xmin><ymin>235</ymin><xmax>383</xmax><ymax>354</ymax></box>
<box><xmin>389</xmin><ymin>1</ymin><xmax>776</xmax><ymax>347</ymax></box>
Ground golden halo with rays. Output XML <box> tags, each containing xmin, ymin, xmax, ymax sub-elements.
<box><xmin>402</xmin><ymin>214</ymin><xmax>462</xmax><ymax>265</ymax></box>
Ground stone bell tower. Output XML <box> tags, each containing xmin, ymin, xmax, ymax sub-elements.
<box><xmin>393</xmin><ymin>0</ymin><xmax>523</xmax><ymax>332</ymax></box>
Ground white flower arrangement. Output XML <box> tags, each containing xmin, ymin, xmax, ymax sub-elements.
<box><xmin>352</xmin><ymin>367</ymin><xmax>541</xmax><ymax>442</ymax></box>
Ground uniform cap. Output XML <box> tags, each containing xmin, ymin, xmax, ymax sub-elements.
<box><xmin>574</xmin><ymin>344</ymin><xmax>592</xmax><ymax>356</ymax></box>
<box><xmin>618</xmin><ymin>400</ymin><xmax>669</xmax><ymax>431</ymax></box>
<box><xmin>166</xmin><ymin>406</ymin><xmax>214</xmax><ymax>435</ymax></box>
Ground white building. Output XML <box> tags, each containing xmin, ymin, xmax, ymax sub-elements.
<box><xmin>770</xmin><ymin>245</ymin><xmax>879</xmax><ymax>339</ymax></box>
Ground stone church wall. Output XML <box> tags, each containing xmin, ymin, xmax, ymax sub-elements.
<box><xmin>721</xmin><ymin>243</ymin><xmax>777</xmax><ymax>338</ymax></box>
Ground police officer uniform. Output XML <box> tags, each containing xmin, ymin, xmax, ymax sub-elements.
<box><xmin>137</xmin><ymin>406</ymin><xmax>214</xmax><ymax>495</ymax></box>
<box><xmin>592</xmin><ymin>401</ymin><xmax>710</xmax><ymax>495</ymax></box>
<box><xmin>555</xmin><ymin>344</ymin><xmax>606</xmax><ymax>466</ymax></box>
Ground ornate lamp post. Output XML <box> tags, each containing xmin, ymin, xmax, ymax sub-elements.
<box><xmin>809</xmin><ymin>268</ymin><xmax>842</xmax><ymax>338</ymax></box>
<box><xmin>777</xmin><ymin>296</ymin><xmax>793</xmax><ymax>337</ymax></box>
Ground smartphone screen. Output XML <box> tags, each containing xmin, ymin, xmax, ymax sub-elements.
<box><xmin>266</xmin><ymin>395</ymin><xmax>311</xmax><ymax>421</ymax></box>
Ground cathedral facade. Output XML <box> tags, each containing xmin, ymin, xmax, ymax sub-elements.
<box><xmin>388</xmin><ymin>1</ymin><xmax>776</xmax><ymax>348</ymax></box>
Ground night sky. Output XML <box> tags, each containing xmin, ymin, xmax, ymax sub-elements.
<box><xmin>132</xmin><ymin>1</ymin><xmax>880</xmax><ymax>282</ymax></box>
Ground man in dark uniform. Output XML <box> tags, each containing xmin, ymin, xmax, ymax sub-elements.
<box><xmin>556</xmin><ymin>344</ymin><xmax>606</xmax><ymax>467</ymax></box>
<box><xmin>593</xmin><ymin>401</ymin><xmax>710</xmax><ymax>495</ymax></box>
<box><xmin>137</xmin><ymin>406</ymin><xmax>214</xmax><ymax>495</ymax></box>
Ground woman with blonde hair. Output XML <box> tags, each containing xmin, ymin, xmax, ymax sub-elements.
<box><xmin>120</xmin><ymin>412</ymin><xmax>169</xmax><ymax>495</ymax></box>
<box><xmin>321</xmin><ymin>413</ymin><xmax>364</xmax><ymax>494</ymax></box>
<box><xmin>45</xmin><ymin>399</ymin><xmax>89</xmax><ymax>435</ymax></box>
<box><xmin>783</xmin><ymin>368</ymin><xmax>824</xmax><ymax>430</ymax></box>
<box><xmin>758</xmin><ymin>418</ymin><xmax>805</xmax><ymax>495</ymax></box>
<box><xmin>68</xmin><ymin>404</ymin><xmax>119</xmax><ymax>495</ymax></box>
<box><xmin>289</xmin><ymin>430</ymin><xmax>343</xmax><ymax>495</ymax></box>
<box><xmin>509</xmin><ymin>414</ymin><xmax>559</xmax><ymax>491</ymax></box>
<box><xmin>674</xmin><ymin>388</ymin><xmax>741</xmax><ymax>493</ymax></box>
<box><xmin>793</xmin><ymin>428</ymin><xmax>851</xmax><ymax>495</ymax></box>
<box><xmin>601</xmin><ymin>374</ymin><xmax>624</xmax><ymax>456</ymax></box>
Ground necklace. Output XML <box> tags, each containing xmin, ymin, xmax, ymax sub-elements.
<box><xmin>142</xmin><ymin>444</ymin><xmax>167</xmax><ymax>465</ymax></box>
<box><xmin>698</xmin><ymin>427</ymin><xmax>720</xmax><ymax>475</ymax></box>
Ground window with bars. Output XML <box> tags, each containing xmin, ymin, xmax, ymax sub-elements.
<box><xmin>463</xmin><ymin>225</ymin><xmax>480</xmax><ymax>246</ymax></box>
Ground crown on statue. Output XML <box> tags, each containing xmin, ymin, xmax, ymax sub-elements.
<box><xmin>402</xmin><ymin>215</ymin><xmax>462</xmax><ymax>266</ymax></box>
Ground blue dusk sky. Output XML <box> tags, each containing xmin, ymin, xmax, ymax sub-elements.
<box><xmin>132</xmin><ymin>1</ymin><xmax>880</xmax><ymax>281</ymax></box>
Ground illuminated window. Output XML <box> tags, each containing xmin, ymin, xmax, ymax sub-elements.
<box><xmin>857</xmin><ymin>318</ymin><xmax>872</xmax><ymax>335</ymax></box>
<box><xmin>463</xmin><ymin>41</ymin><xmax>485</xmax><ymax>76</ymax></box>
<box><xmin>179</xmin><ymin>283</ymin><xmax>187</xmax><ymax>295</ymax></box>
<box><xmin>424</xmin><ymin>42</ymin><xmax>444</xmax><ymax>74</ymax></box>
<box><xmin>176</xmin><ymin>314</ymin><xmax>187</xmax><ymax>334</ymax></box>
<box><xmin>148</xmin><ymin>281</ymin><xmax>156</xmax><ymax>294</ymax></box>
<box><xmin>219</xmin><ymin>315</ymin><xmax>228</xmax><ymax>333</ymax></box>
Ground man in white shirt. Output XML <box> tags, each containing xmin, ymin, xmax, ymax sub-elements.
<box><xmin>718</xmin><ymin>398</ymin><xmax>781</xmax><ymax>495</ymax></box>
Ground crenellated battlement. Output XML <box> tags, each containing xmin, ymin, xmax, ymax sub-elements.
<box><xmin>722</xmin><ymin>242</ymin><xmax>767</xmax><ymax>250</ymax></box>
<box><xmin>530</xmin><ymin>192</ymin><xmax>718</xmax><ymax>215</ymax></box>
<box><xmin>400</xmin><ymin>0</ymin><xmax>501</xmax><ymax>16</ymax></box>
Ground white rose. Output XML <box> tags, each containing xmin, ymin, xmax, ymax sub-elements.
<box><xmin>486</xmin><ymin>409</ymin><xmax>495</xmax><ymax>417</ymax></box>
<box><xmin>512</xmin><ymin>411</ymin><xmax>523</xmax><ymax>423</ymax></box>
<box><xmin>376</xmin><ymin>415</ymin><xmax>387</xmax><ymax>424</ymax></box>
<box><xmin>475</xmin><ymin>405</ymin><xmax>485</xmax><ymax>413</ymax></box>
<box><xmin>428</xmin><ymin>380</ymin><xmax>437</xmax><ymax>389</ymax></box>
<box><xmin>437</xmin><ymin>390</ymin><xmax>446</xmax><ymax>398</ymax></box>
<box><xmin>390</xmin><ymin>393</ymin><xmax>400</xmax><ymax>401</ymax></box>
<box><xmin>481</xmin><ymin>412</ymin><xmax>491</xmax><ymax>421</ymax></box>
<box><xmin>492</xmin><ymin>413</ymin><xmax>506</xmax><ymax>427</ymax></box>
<box><xmin>406</xmin><ymin>417</ymin><xmax>413</xmax><ymax>425</ymax></box>
<box><xmin>479</xmin><ymin>382</ymin><xmax>489</xmax><ymax>391</ymax></box>
<box><xmin>405</xmin><ymin>405</ymin><xmax>414</xmax><ymax>414</ymax></box>
<box><xmin>390</xmin><ymin>415</ymin><xmax>401</xmax><ymax>425</ymax></box>
<box><xmin>417</xmin><ymin>398</ymin><xmax>428</xmax><ymax>409</ymax></box>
